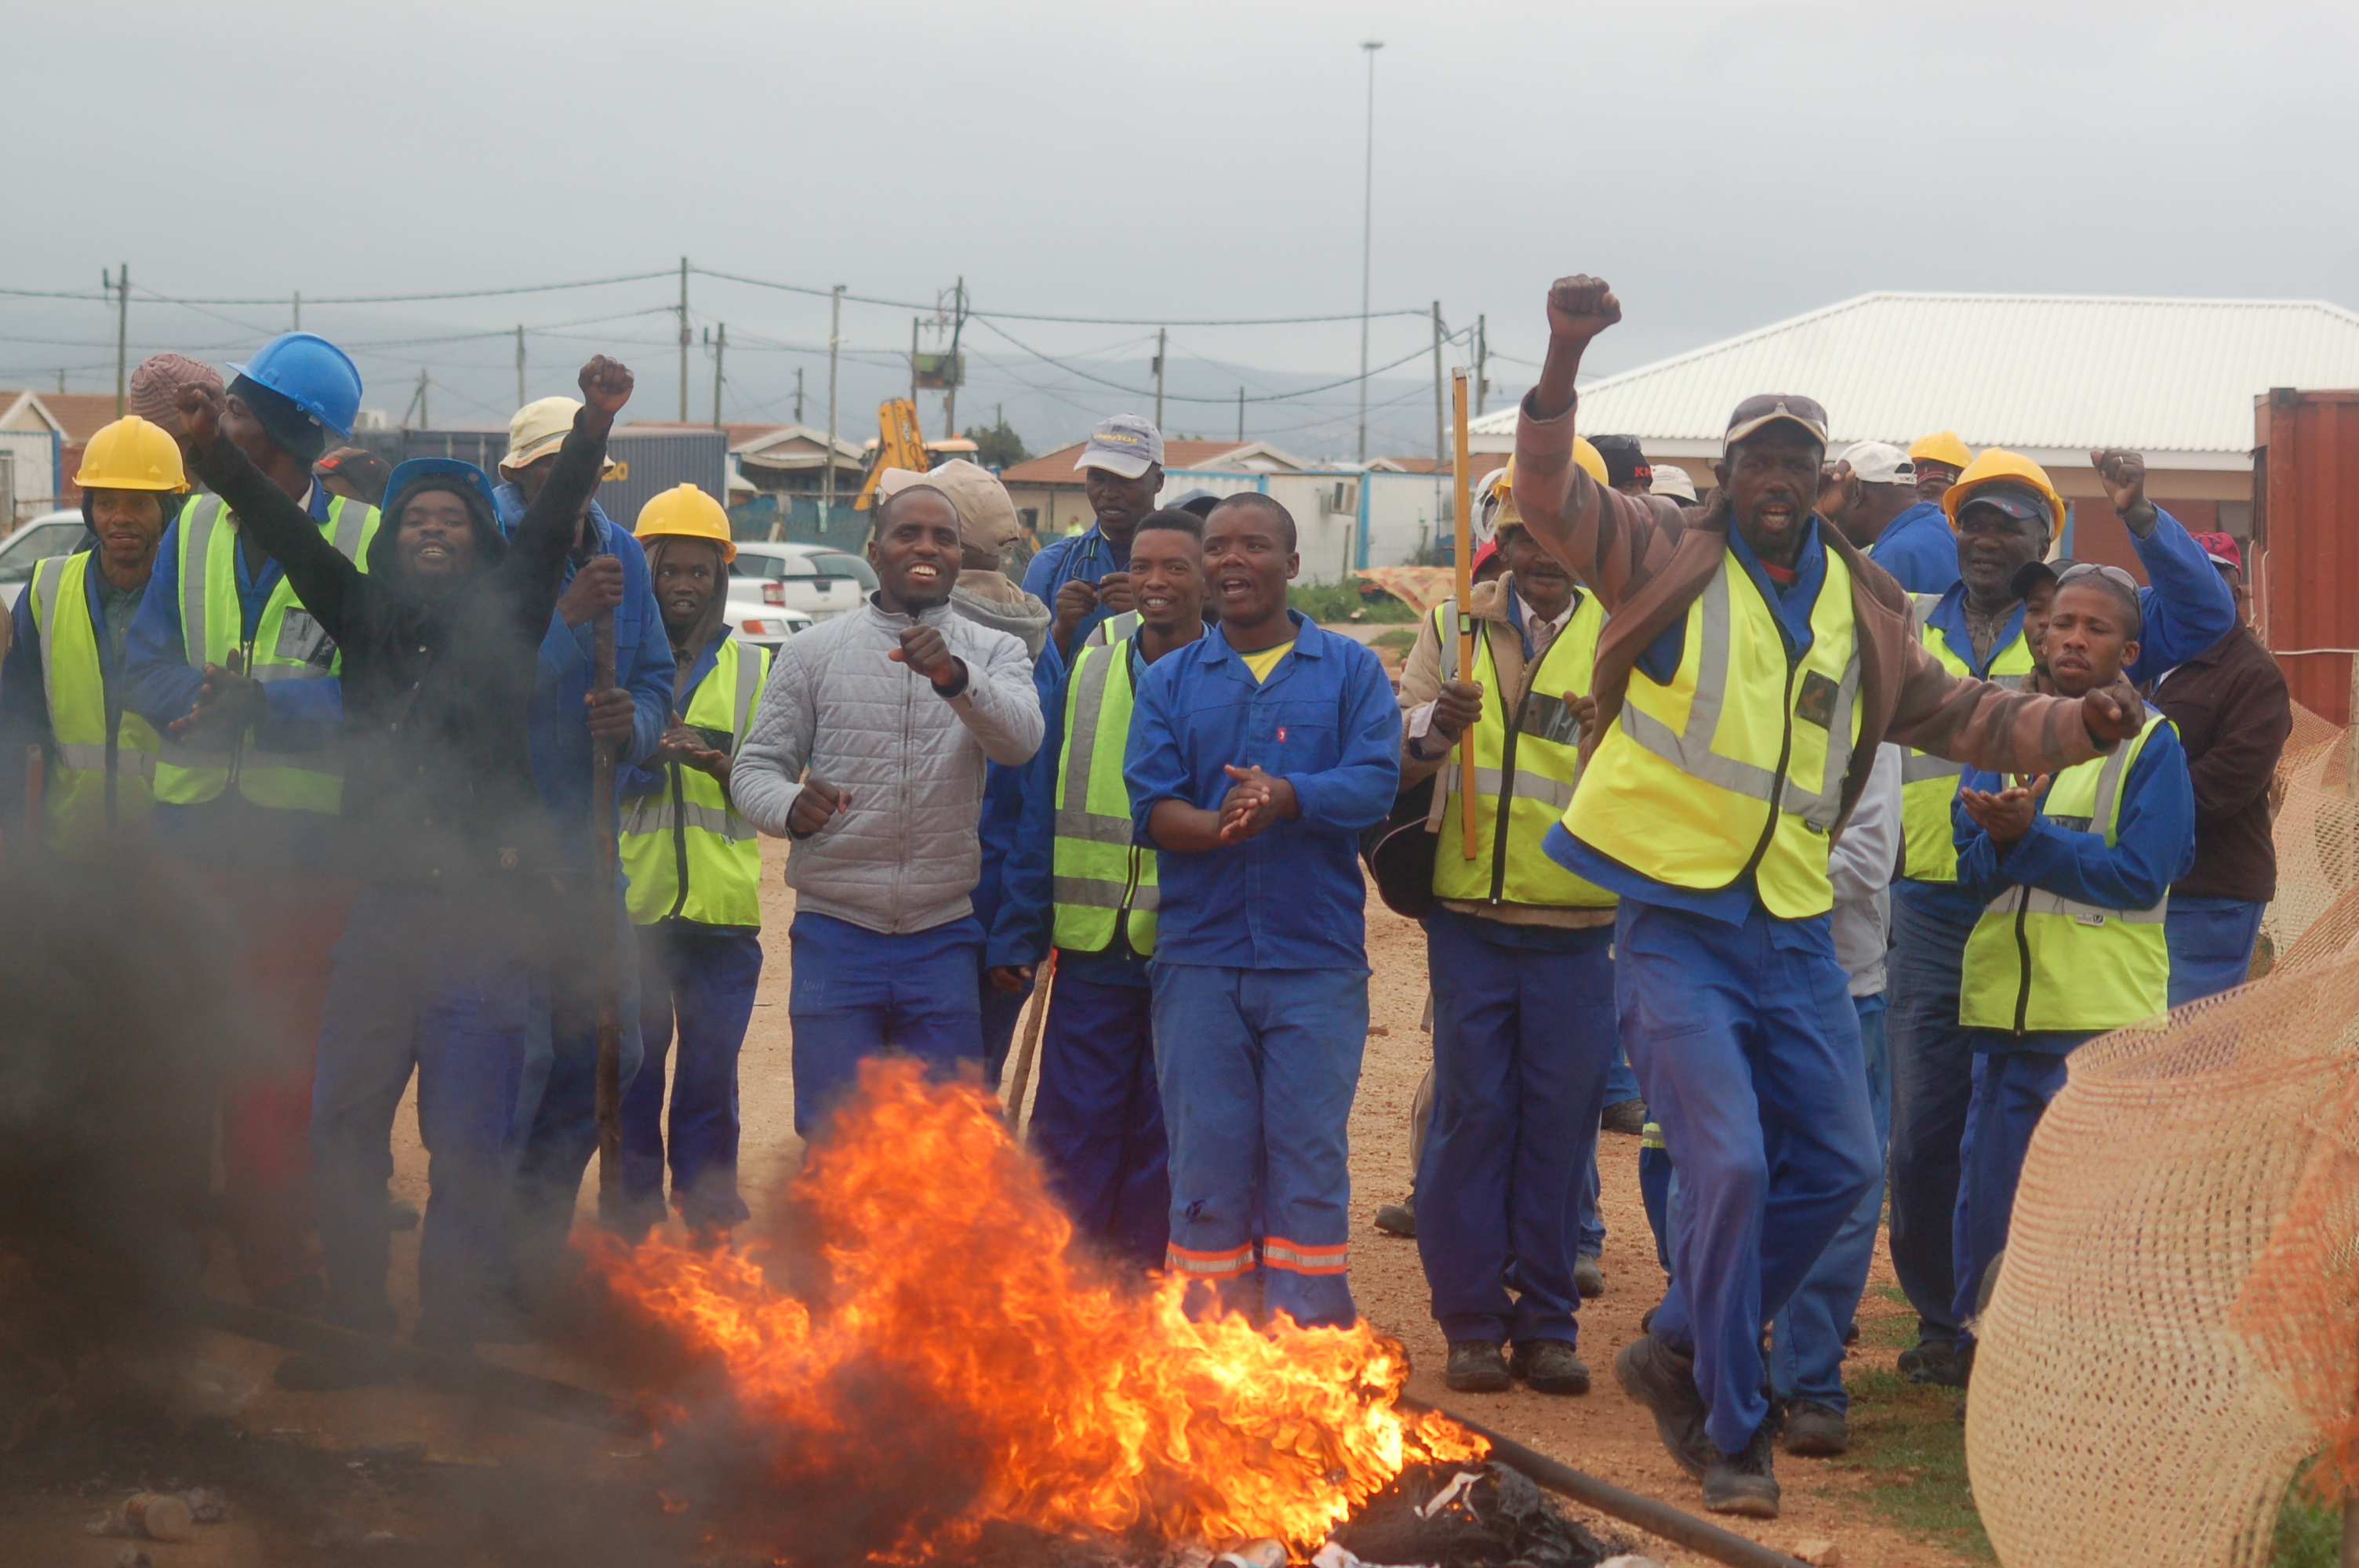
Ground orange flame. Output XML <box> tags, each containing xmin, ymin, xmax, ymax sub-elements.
<box><xmin>591</xmin><ymin>1058</ymin><xmax>1481</xmax><ymax>1559</ymax></box>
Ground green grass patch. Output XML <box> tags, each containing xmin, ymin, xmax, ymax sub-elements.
<box><xmin>1859</xmin><ymin>1284</ymin><xmax>1919</xmax><ymax>1350</ymax></box>
<box><xmin>2271</xmin><ymin>1464</ymin><xmax>2345</xmax><ymax>1567</ymax></box>
<box><xmin>1828</xmin><ymin>1369</ymin><xmax>1992</xmax><ymax>1559</ymax></box>
<box><xmin>1289</xmin><ymin>579</ymin><xmax>1422</xmax><ymax>624</ymax></box>
<box><xmin>1369</xmin><ymin>628</ymin><xmax>1418</xmax><ymax>654</ymax></box>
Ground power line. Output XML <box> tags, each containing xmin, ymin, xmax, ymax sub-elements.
<box><xmin>124</xmin><ymin>269</ymin><xmax>675</xmax><ymax>307</ymax></box>
<box><xmin>969</xmin><ymin>315</ymin><xmax>1461</xmax><ymax>405</ymax></box>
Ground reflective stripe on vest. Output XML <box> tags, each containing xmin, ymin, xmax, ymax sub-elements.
<box><xmin>620</xmin><ymin>635</ymin><xmax>770</xmax><ymax>928</ymax></box>
<box><xmin>1082</xmin><ymin>609</ymin><xmax>1143</xmax><ymax>649</ymax></box>
<box><xmin>1051</xmin><ymin>633</ymin><xmax>1156</xmax><ymax>956</ymax></box>
<box><xmin>1563</xmin><ymin>546</ymin><xmax>1862</xmax><ymax>919</ymax></box>
<box><xmin>1958</xmin><ymin>710</ymin><xmax>2172</xmax><ymax>1035</ymax></box>
<box><xmin>31</xmin><ymin>552</ymin><xmax>162</xmax><ymax>855</ymax></box>
<box><xmin>1899</xmin><ymin>590</ymin><xmax>2034</xmax><ymax>883</ymax></box>
<box><xmin>1427</xmin><ymin>597</ymin><xmax>1616</xmax><ymax>909</ymax></box>
<box><xmin>151</xmin><ymin>492</ymin><xmax>380</xmax><ymax>813</ymax></box>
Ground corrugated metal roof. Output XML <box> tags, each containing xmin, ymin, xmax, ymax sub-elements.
<box><xmin>1467</xmin><ymin>293</ymin><xmax>2359</xmax><ymax>456</ymax></box>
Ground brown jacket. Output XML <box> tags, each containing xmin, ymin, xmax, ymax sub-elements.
<box><xmin>1510</xmin><ymin>399</ymin><xmax>2105</xmax><ymax>840</ymax></box>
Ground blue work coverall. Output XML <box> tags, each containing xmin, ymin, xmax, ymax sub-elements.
<box><xmin>1549</xmin><ymin>520</ymin><xmax>1882</xmax><ymax>1457</ymax></box>
<box><xmin>616</xmin><ymin>633</ymin><xmax>765</xmax><ymax>1234</ymax></box>
<box><xmin>973</xmin><ymin>640</ymin><xmax>1063</xmax><ymax>1088</ymax></box>
<box><xmin>1023</xmin><ymin>521</ymin><xmax>1129</xmax><ymax>655</ymax></box>
<box><xmin>489</xmin><ymin>486</ymin><xmax>673</xmax><ymax>1260</ymax></box>
<box><xmin>1948</xmin><ymin>720</ymin><xmax>2193</xmax><ymax>1335</ymax></box>
<box><xmin>1864</xmin><ymin>499</ymin><xmax>1962</xmax><ymax>597</ymax></box>
<box><xmin>1125</xmin><ymin>612</ymin><xmax>1401</xmax><ymax>1329</ymax></box>
<box><xmin>1885</xmin><ymin>508</ymin><xmax>2232</xmax><ymax>1350</ymax></box>
<box><xmin>993</xmin><ymin>637</ymin><xmax>1169</xmax><ymax>1271</ymax></box>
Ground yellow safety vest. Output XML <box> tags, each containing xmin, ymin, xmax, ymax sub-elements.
<box><xmin>1899</xmin><ymin>592</ymin><xmax>2036</xmax><ymax>884</ymax></box>
<box><xmin>1959</xmin><ymin>709</ymin><xmax>2172</xmax><ymax>1034</ymax></box>
<box><xmin>1051</xmin><ymin>632</ymin><xmax>1156</xmax><ymax>956</ymax></box>
<box><xmin>149</xmin><ymin>491</ymin><xmax>379</xmax><ymax>814</ymax></box>
<box><xmin>28</xmin><ymin>551</ymin><xmax>161</xmax><ymax>855</ymax></box>
<box><xmin>1565</xmin><ymin>545</ymin><xmax>1863</xmax><ymax>920</ymax></box>
<box><xmin>1427</xmin><ymin>596</ymin><xmax>1615</xmax><ymax>909</ymax></box>
<box><xmin>620</xmin><ymin>634</ymin><xmax>770</xmax><ymax>929</ymax></box>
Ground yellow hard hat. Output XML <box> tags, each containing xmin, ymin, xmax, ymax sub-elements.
<box><xmin>634</xmin><ymin>483</ymin><xmax>736</xmax><ymax>562</ymax></box>
<box><xmin>1908</xmin><ymin>430</ymin><xmax>1973</xmax><ymax>471</ymax></box>
<box><xmin>1572</xmin><ymin>438</ymin><xmax>1609</xmax><ymax>488</ymax></box>
<box><xmin>1942</xmin><ymin>448</ymin><xmax>2066</xmax><ymax>538</ymax></box>
<box><xmin>75</xmin><ymin>416</ymin><xmax>187</xmax><ymax>493</ymax></box>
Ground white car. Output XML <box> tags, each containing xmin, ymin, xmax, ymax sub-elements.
<box><xmin>728</xmin><ymin>541</ymin><xmax>875</xmax><ymax>630</ymax></box>
<box><xmin>0</xmin><ymin>509</ymin><xmax>89</xmax><ymax>612</ymax></box>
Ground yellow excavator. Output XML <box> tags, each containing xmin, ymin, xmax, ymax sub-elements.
<box><xmin>851</xmin><ymin>400</ymin><xmax>981</xmax><ymax>510</ymax></box>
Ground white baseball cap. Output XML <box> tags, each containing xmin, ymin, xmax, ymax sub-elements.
<box><xmin>1650</xmin><ymin>464</ymin><xmax>1699</xmax><ymax>503</ymax></box>
<box><xmin>1074</xmin><ymin>414</ymin><xmax>1165</xmax><ymax>480</ymax></box>
<box><xmin>1838</xmin><ymin>441</ymin><xmax>1914</xmax><ymax>487</ymax></box>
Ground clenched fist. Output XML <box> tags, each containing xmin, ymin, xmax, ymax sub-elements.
<box><xmin>1546</xmin><ymin>275</ymin><xmax>1622</xmax><ymax>343</ymax></box>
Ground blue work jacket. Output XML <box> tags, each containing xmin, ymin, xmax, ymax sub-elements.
<box><xmin>1952</xmin><ymin>715</ymin><xmax>2194</xmax><ymax>1052</ymax></box>
<box><xmin>1023</xmin><ymin>522</ymin><xmax>1128</xmax><ymax>653</ymax></box>
<box><xmin>1866</xmin><ymin>499</ymin><xmax>1962</xmax><ymax>597</ymax></box>
<box><xmin>1125</xmin><ymin>612</ymin><xmax>1400</xmax><ymax>971</ymax></box>
<box><xmin>492</xmin><ymin>484</ymin><xmax>672</xmax><ymax>871</ymax></box>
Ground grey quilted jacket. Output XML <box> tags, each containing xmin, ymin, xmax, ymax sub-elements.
<box><xmin>732</xmin><ymin>597</ymin><xmax>1045</xmax><ymax>933</ymax></box>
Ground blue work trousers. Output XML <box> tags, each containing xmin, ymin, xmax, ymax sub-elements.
<box><xmin>312</xmin><ymin>886</ymin><xmax>529</xmax><ymax>1345</ymax></box>
<box><xmin>1605</xmin><ymin>1040</ymin><xmax>1642</xmax><ymax>1107</ymax></box>
<box><xmin>980</xmin><ymin>965</ymin><xmax>1032</xmax><ymax>1092</ymax></box>
<box><xmin>787</xmin><ymin>910</ymin><xmax>983</xmax><ymax>1135</ymax></box>
<box><xmin>1769</xmin><ymin>993</ymin><xmax>1891</xmax><ymax>1412</ymax></box>
<box><xmin>1152</xmin><ymin>963</ymin><xmax>1367</xmax><ymax>1330</ymax></box>
<box><xmin>1030</xmin><ymin>968</ymin><xmax>1169</xmax><ymax>1271</ymax></box>
<box><xmin>1616</xmin><ymin>899</ymin><xmax>1880</xmax><ymax>1455</ymax></box>
<box><xmin>511</xmin><ymin>887</ymin><xmax>643</xmax><ymax>1275</ymax></box>
<box><xmin>1416</xmin><ymin>913</ymin><xmax>1616</xmax><ymax>1348</ymax></box>
<box><xmin>2166</xmin><ymin>895</ymin><xmax>2266</xmax><ymax>1007</ymax></box>
<box><xmin>1953</xmin><ymin>1045</ymin><xmax>2074</xmax><ymax>1338</ymax></box>
<box><xmin>620</xmin><ymin>923</ymin><xmax>764</xmax><ymax>1231</ymax></box>
<box><xmin>1637</xmin><ymin>1137</ymin><xmax>1674</xmax><ymax>1273</ymax></box>
<box><xmin>1885</xmin><ymin>884</ymin><xmax>1977</xmax><ymax>1345</ymax></box>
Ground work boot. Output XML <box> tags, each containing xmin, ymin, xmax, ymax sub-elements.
<box><xmin>1574</xmin><ymin>1252</ymin><xmax>1606</xmax><ymax>1299</ymax></box>
<box><xmin>1700</xmin><ymin>1424</ymin><xmax>1781</xmax><ymax>1519</ymax></box>
<box><xmin>1612</xmin><ymin>1333</ymin><xmax>1714</xmax><ymax>1477</ymax></box>
<box><xmin>1373</xmin><ymin>1200</ymin><xmax>1418</xmax><ymax>1239</ymax></box>
<box><xmin>1445</xmin><ymin>1341</ymin><xmax>1511</xmax><ymax>1394</ymax></box>
<box><xmin>1905</xmin><ymin>1339</ymin><xmax>1974</xmax><ymax>1389</ymax></box>
<box><xmin>385</xmin><ymin>1194</ymin><xmax>421</xmax><ymax>1232</ymax></box>
<box><xmin>1601</xmin><ymin>1098</ymin><xmax>1648</xmax><ymax>1137</ymax></box>
<box><xmin>1780</xmin><ymin>1400</ymin><xmax>1848</xmax><ymax>1457</ymax></box>
<box><xmin>1510</xmin><ymin>1340</ymin><xmax>1590</xmax><ymax>1396</ymax></box>
<box><xmin>1897</xmin><ymin>1335</ymin><xmax>1953</xmax><ymax>1377</ymax></box>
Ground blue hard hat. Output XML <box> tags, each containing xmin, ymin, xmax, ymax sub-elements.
<box><xmin>381</xmin><ymin>457</ymin><xmax>499</xmax><ymax>524</ymax></box>
<box><xmin>228</xmin><ymin>332</ymin><xmax>363</xmax><ymax>441</ymax></box>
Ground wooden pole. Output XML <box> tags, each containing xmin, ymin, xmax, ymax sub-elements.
<box><xmin>1452</xmin><ymin>368</ymin><xmax>1477</xmax><ymax>862</ymax></box>
<box><xmin>591</xmin><ymin>611</ymin><xmax>623</xmax><ymax>1214</ymax></box>
<box><xmin>1004</xmin><ymin>951</ymin><xmax>1056</xmax><ymax>1139</ymax></box>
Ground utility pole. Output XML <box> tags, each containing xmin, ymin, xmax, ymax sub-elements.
<box><xmin>418</xmin><ymin>368</ymin><xmax>430</xmax><ymax>430</ymax></box>
<box><xmin>1238</xmin><ymin>386</ymin><xmax>1245</xmax><ymax>444</ymax></box>
<box><xmin>1431</xmin><ymin>302</ymin><xmax>1446</xmax><ymax>473</ymax></box>
<box><xmin>823</xmin><ymin>284</ymin><xmax>842</xmax><ymax>514</ymax></box>
<box><xmin>1154</xmin><ymin>327</ymin><xmax>1168</xmax><ymax>434</ymax></box>
<box><xmin>942</xmin><ymin>277</ymin><xmax>968</xmax><ymax>441</ymax></box>
<box><xmin>911</xmin><ymin>316</ymin><xmax>921</xmax><ymax>408</ymax></box>
<box><xmin>293</xmin><ymin>290</ymin><xmax>301</xmax><ymax>332</ymax></box>
<box><xmin>1476</xmin><ymin>314</ymin><xmax>1489</xmax><ymax>416</ymax></box>
<box><xmin>677</xmin><ymin>256</ymin><xmax>690</xmax><ymax>423</ymax></box>
<box><xmin>711</xmin><ymin>323</ymin><xmax>726</xmax><ymax>427</ymax></box>
<box><xmin>794</xmin><ymin>367</ymin><xmax>805</xmax><ymax>425</ymax></box>
<box><xmin>1357</xmin><ymin>39</ymin><xmax>1383</xmax><ymax>463</ymax></box>
<box><xmin>515</xmin><ymin>325</ymin><xmax>526</xmax><ymax>409</ymax></box>
<box><xmin>107</xmin><ymin>264</ymin><xmax>129</xmax><ymax>417</ymax></box>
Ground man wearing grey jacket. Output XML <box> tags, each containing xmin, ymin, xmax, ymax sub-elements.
<box><xmin>732</xmin><ymin>485</ymin><xmax>1045</xmax><ymax>1133</ymax></box>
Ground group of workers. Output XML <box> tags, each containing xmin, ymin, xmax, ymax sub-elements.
<box><xmin>0</xmin><ymin>280</ymin><xmax>2293</xmax><ymax>1520</ymax></box>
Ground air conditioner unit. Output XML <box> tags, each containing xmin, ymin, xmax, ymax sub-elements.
<box><xmin>1319</xmin><ymin>480</ymin><xmax>1359</xmax><ymax>517</ymax></box>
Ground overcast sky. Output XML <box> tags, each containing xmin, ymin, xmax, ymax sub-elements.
<box><xmin>4</xmin><ymin>0</ymin><xmax>2353</xmax><ymax>459</ymax></box>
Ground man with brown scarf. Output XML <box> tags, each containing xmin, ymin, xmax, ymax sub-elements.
<box><xmin>616</xmin><ymin>485</ymin><xmax>771</xmax><ymax>1239</ymax></box>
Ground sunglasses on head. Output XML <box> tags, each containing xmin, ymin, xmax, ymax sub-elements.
<box><xmin>2056</xmin><ymin>562</ymin><xmax>2139</xmax><ymax>591</ymax></box>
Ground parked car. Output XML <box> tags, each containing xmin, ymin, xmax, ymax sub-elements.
<box><xmin>727</xmin><ymin>541</ymin><xmax>875</xmax><ymax>626</ymax></box>
<box><xmin>726</xmin><ymin>601</ymin><xmax>815</xmax><ymax>652</ymax></box>
<box><xmin>0</xmin><ymin>510</ymin><xmax>88</xmax><ymax>612</ymax></box>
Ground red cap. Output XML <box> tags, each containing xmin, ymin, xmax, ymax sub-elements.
<box><xmin>2190</xmin><ymin>532</ymin><xmax>2242</xmax><ymax>574</ymax></box>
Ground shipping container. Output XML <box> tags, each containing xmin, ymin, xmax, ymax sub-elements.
<box><xmin>2255</xmin><ymin>388</ymin><xmax>2359</xmax><ymax>723</ymax></box>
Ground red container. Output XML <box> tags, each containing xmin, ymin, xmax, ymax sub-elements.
<box><xmin>2255</xmin><ymin>389</ymin><xmax>2359</xmax><ymax>724</ymax></box>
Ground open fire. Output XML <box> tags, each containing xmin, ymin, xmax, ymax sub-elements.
<box><xmin>591</xmin><ymin>1058</ymin><xmax>1483</xmax><ymax>1563</ymax></box>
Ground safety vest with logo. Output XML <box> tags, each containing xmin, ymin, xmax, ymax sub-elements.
<box><xmin>1899</xmin><ymin>593</ymin><xmax>2036</xmax><ymax>884</ymax></box>
<box><xmin>1426</xmin><ymin>596</ymin><xmax>1615</xmax><ymax>908</ymax></box>
<box><xmin>1052</xmin><ymin>631</ymin><xmax>1156</xmax><ymax>956</ymax></box>
<box><xmin>1959</xmin><ymin>709</ymin><xmax>2172</xmax><ymax>1034</ymax></box>
<box><xmin>150</xmin><ymin>492</ymin><xmax>379</xmax><ymax>814</ymax></box>
<box><xmin>28</xmin><ymin>551</ymin><xmax>162</xmax><ymax>855</ymax></box>
<box><xmin>620</xmin><ymin>634</ymin><xmax>770</xmax><ymax>929</ymax></box>
<box><xmin>1564</xmin><ymin>546</ymin><xmax>1863</xmax><ymax>920</ymax></box>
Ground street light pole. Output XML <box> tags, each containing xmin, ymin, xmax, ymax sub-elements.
<box><xmin>1357</xmin><ymin>38</ymin><xmax>1383</xmax><ymax>465</ymax></box>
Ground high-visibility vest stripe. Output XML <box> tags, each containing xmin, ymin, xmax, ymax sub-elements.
<box><xmin>1428</xmin><ymin>596</ymin><xmax>1616</xmax><ymax>908</ymax></box>
<box><xmin>1051</xmin><ymin>633</ymin><xmax>1156</xmax><ymax>956</ymax></box>
<box><xmin>31</xmin><ymin>551</ymin><xmax>162</xmax><ymax>854</ymax></box>
<box><xmin>1899</xmin><ymin>590</ymin><xmax>2034</xmax><ymax>883</ymax></box>
<box><xmin>151</xmin><ymin>491</ymin><xmax>379</xmax><ymax>813</ymax></box>
<box><xmin>1263</xmin><ymin>1236</ymin><xmax>1350</xmax><ymax>1276</ymax></box>
<box><xmin>1565</xmin><ymin>547</ymin><xmax>1863</xmax><ymax>920</ymax></box>
<box><xmin>620</xmin><ymin>634</ymin><xmax>770</xmax><ymax>928</ymax></box>
<box><xmin>1959</xmin><ymin>709</ymin><xmax>2173</xmax><ymax>1034</ymax></box>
